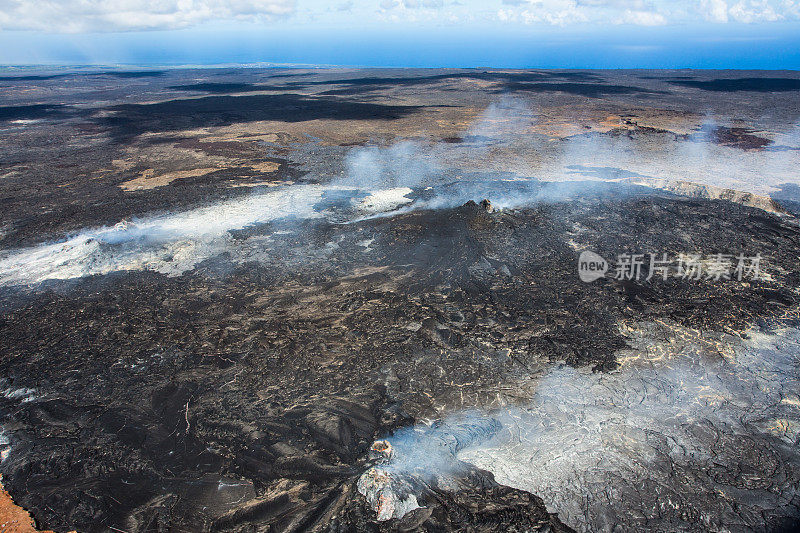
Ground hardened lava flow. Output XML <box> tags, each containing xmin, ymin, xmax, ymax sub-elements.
<box><xmin>1</xmin><ymin>68</ymin><xmax>800</xmax><ymax>532</ymax></box>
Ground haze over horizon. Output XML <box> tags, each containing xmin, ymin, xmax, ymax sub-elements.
<box><xmin>0</xmin><ymin>1</ymin><xmax>799</xmax><ymax>68</ymax></box>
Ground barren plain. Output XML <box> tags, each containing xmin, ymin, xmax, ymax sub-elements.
<box><xmin>0</xmin><ymin>68</ymin><xmax>799</xmax><ymax>532</ymax></box>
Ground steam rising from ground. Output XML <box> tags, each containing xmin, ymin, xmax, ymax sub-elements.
<box><xmin>372</xmin><ymin>411</ymin><xmax>501</xmax><ymax>485</ymax></box>
<box><xmin>555</xmin><ymin>121</ymin><xmax>800</xmax><ymax>194</ymax></box>
<box><xmin>0</xmin><ymin>175</ymin><xmax>624</xmax><ymax>287</ymax></box>
<box><xmin>0</xmin><ymin>181</ymin><xmax>420</xmax><ymax>286</ymax></box>
<box><xmin>0</xmin><ymin>98</ymin><xmax>616</xmax><ymax>287</ymax></box>
<box><xmin>340</xmin><ymin>96</ymin><xmax>538</xmax><ymax>193</ymax></box>
<box><xmin>0</xmin><ymin>184</ymin><xmax>407</xmax><ymax>285</ymax></box>
<box><xmin>358</xmin><ymin>412</ymin><xmax>502</xmax><ymax>520</ymax></box>
<box><xmin>338</xmin><ymin>97</ymin><xmax>636</xmax><ymax>211</ymax></box>
<box><xmin>1</xmin><ymin>97</ymin><xmax>540</xmax><ymax>286</ymax></box>
<box><xmin>2</xmin><ymin>94</ymin><xmax>800</xmax><ymax>531</ymax></box>
<box><xmin>341</xmin><ymin>98</ymin><xmax>800</xmax><ymax>198</ymax></box>
<box><xmin>452</xmin><ymin>325</ymin><xmax>800</xmax><ymax>532</ymax></box>
<box><xmin>0</xmin><ymin>184</ymin><xmax>323</xmax><ymax>285</ymax></box>
<box><xmin>365</xmin><ymin>325</ymin><xmax>800</xmax><ymax>530</ymax></box>
<box><xmin>1</xmin><ymin>98</ymin><xmax>799</xmax><ymax>287</ymax></box>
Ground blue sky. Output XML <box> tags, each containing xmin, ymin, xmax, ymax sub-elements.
<box><xmin>0</xmin><ymin>1</ymin><xmax>799</xmax><ymax>68</ymax></box>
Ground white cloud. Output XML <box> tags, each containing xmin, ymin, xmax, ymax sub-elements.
<box><xmin>728</xmin><ymin>0</ymin><xmax>782</xmax><ymax>21</ymax></box>
<box><xmin>617</xmin><ymin>9</ymin><xmax>667</xmax><ymax>24</ymax></box>
<box><xmin>518</xmin><ymin>0</ymin><xmax>588</xmax><ymax>26</ymax></box>
<box><xmin>336</xmin><ymin>1</ymin><xmax>355</xmax><ymax>11</ymax></box>
<box><xmin>700</xmin><ymin>0</ymin><xmax>800</xmax><ymax>23</ymax></box>
<box><xmin>497</xmin><ymin>7</ymin><xmax>518</xmax><ymax>21</ymax></box>
<box><xmin>380</xmin><ymin>0</ymin><xmax>446</xmax><ymax>8</ymax></box>
<box><xmin>377</xmin><ymin>0</ymin><xmax>470</xmax><ymax>24</ymax></box>
<box><xmin>496</xmin><ymin>0</ymin><xmax>800</xmax><ymax>25</ymax></box>
<box><xmin>1</xmin><ymin>0</ymin><xmax>799</xmax><ymax>32</ymax></box>
<box><xmin>702</xmin><ymin>0</ymin><xmax>730</xmax><ymax>22</ymax></box>
<box><xmin>784</xmin><ymin>0</ymin><xmax>800</xmax><ymax>17</ymax></box>
<box><xmin>0</xmin><ymin>0</ymin><xmax>296</xmax><ymax>32</ymax></box>
<box><xmin>577</xmin><ymin>0</ymin><xmax>648</xmax><ymax>7</ymax></box>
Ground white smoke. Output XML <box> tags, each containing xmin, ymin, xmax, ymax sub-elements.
<box><xmin>2</xmin><ymin>99</ymin><xmax>798</xmax><ymax>287</ymax></box>
<box><xmin>0</xmin><ymin>184</ymin><xmax>366</xmax><ymax>286</ymax></box>
<box><xmin>4</xmin><ymin>98</ymin><xmax>539</xmax><ymax>287</ymax></box>
<box><xmin>342</xmin><ymin>141</ymin><xmax>439</xmax><ymax>191</ymax></box>
<box><xmin>340</xmin><ymin>95</ymin><xmax>536</xmax><ymax>189</ymax></box>
<box><xmin>357</xmin><ymin>411</ymin><xmax>502</xmax><ymax>521</ymax></box>
<box><xmin>466</xmin><ymin>94</ymin><xmax>538</xmax><ymax>140</ymax></box>
<box><xmin>456</xmin><ymin>325</ymin><xmax>800</xmax><ymax>532</ymax></box>
<box><xmin>554</xmin><ymin>115</ymin><xmax>800</xmax><ymax>195</ymax></box>
<box><xmin>0</xmin><ymin>185</ymin><xmax>312</xmax><ymax>285</ymax></box>
<box><xmin>338</xmin><ymin>96</ymin><xmax>620</xmax><ymax>211</ymax></box>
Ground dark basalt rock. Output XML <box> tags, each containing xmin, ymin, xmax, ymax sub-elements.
<box><xmin>333</xmin><ymin>467</ymin><xmax>573</xmax><ymax>532</ymax></box>
<box><xmin>1</xmin><ymin>192</ymin><xmax>799</xmax><ymax>531</ymax></box>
